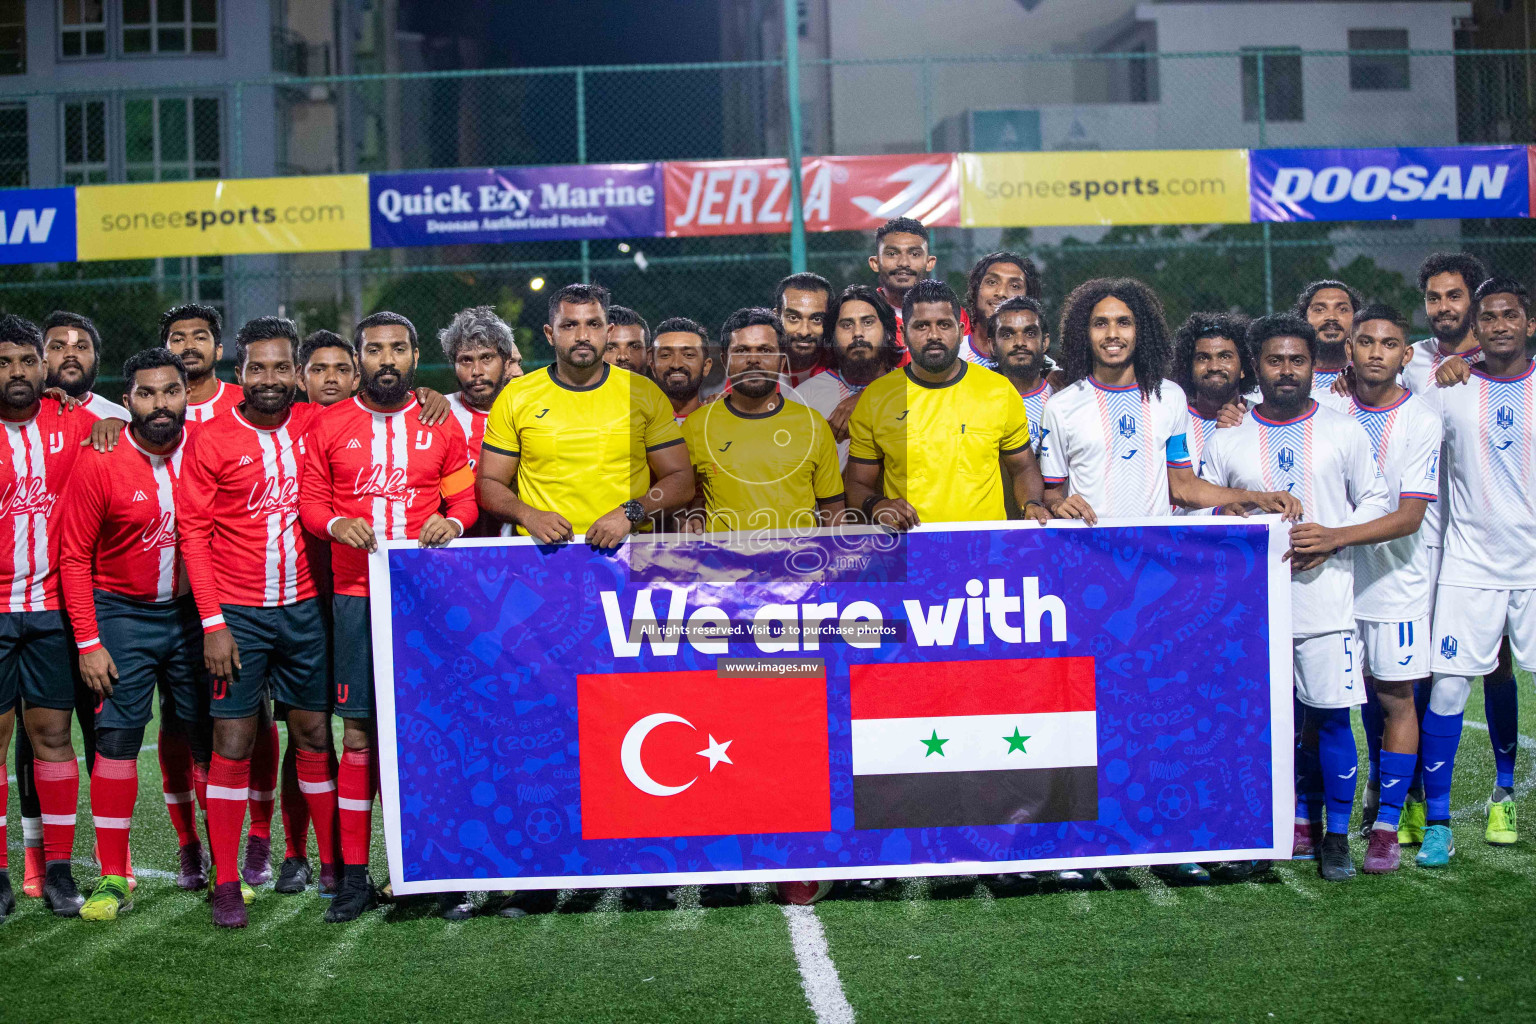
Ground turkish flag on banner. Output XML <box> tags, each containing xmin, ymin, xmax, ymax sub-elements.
<box><xmin>577</xmin><ymin>669</ymin><xmax>831</xmax><ymax>840</ymax></box>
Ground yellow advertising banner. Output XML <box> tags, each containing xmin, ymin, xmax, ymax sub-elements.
<box><xmin>959</xmin><ymin>150</ymin><xmax>1251</xmax><ymax>228</ymax></box>
<box><xmin>75</xmin><ymin>175</ymin><xmax>371</xmax><ymax>261</ymax></box>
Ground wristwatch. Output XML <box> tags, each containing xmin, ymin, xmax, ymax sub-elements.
<box><xmin>622</xmin><ymin>499</ymin><xmax>646</xmax><ymax>524</ymax></box>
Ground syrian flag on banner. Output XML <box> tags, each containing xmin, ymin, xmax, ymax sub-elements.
<box><xmin>850</xmin><ymin>657</ymin><xmax>1098</xmax><ymax>830</ymax></box>
<box><xmin>577</xmin><ymin>669</ymin><xmax>832</xmax><ymax>841</ymax></box>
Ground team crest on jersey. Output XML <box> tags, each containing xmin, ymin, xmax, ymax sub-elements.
<box><xmin>1277</xmin><ymin>447</ymin><xmax>1296</xmax><ymax>473</ymax></box>
<box><xmin>1440</xmin><ymin>635</ymin><xmax>1458</xmax><ymax>660</ymax></box>
<box><xmin>414</xmin><ymin>430</ymin><xmax>434</xmax><ymax>451</ymax></box>
<box><xmin>1497</xmin><ymin>405</ymin><xmax>1515</xmax><ymax>430</ymax></box>
<box><xmin>0</xmin><ymin>477</ymin><xmax>55</xmax><ymax>517</ymax></box>
<box><xmin>1117</xmin><ymin>414</ymin><xmax>1137</xmax><ymax>438</ymax></box>
<box><xmin>246</xmin><ymin>477</ymin><xmax>299</xmax><ymax>518</ymax></box>
<box><xmin>47</xmin><ymin>433</ymin><xmax>63</xmax><ymax>454</ymax></box>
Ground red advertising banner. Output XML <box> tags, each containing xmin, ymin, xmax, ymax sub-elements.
<box><xmin>663</xmin><ymin>153</ymin><xmax>960</xmax><ymax>237</ymax></box>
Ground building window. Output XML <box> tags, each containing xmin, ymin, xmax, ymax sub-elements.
<box><xmin>0</xmin><ymin>1</ymin><xmax>23</xmax><ymax>74</ymax></box>
<box><xmin>1241</xmin><ymin>48</ymin><xmax>1304</xmax><ymax>122</ymax></box>
<box><xmin>123</xmin><ymin>0</ymin><xmax>218</xmax><ymax>56</ymax></box>
<box><xmin>124</xmin><ymin>95</ymin><xmax>220</xmax><ymax>180</ymax></box>
<box><xmin>1349</xmin><ymin>29</ymin><xmax>1410</xmax><ymax>91</ymax></box>
<box><xmin>61</xmin><ymin>99</ymin><xmax>108</xmax><ymax>184</ymax></box>
<box><xmin>59</xmin><ymin>0</ymin><xmax>105</xmax><ymax>59</ymax></box>
<box><xmin>0</xmin><ymin>105</ymin><xmax>25</xmax><ymax>185</ymax></box>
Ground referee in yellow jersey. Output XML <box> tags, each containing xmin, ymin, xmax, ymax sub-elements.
<box><xmin>681</xmin><ymin>308</ymin><xmax>845</xmax><ymax>533</ymax></box>
<box><xmin>475</xmin><ymin>283</ymin><xmax>695</xmax><ymax>548</ymax></box>
<box><xmin>845</xmin><ymin>279</ymin><xmax>1050</xmax><ymax>528</ymax></box>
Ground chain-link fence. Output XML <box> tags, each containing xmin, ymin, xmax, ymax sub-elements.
<box><xmin>0</xmin><ymin>47</ymin><xmax>1533</xmax><ymax>384</ymax></box>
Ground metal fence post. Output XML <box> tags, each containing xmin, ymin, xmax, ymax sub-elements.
<box><xmin>232</xmin><ymin>81</ymin><xmax>244</xmax><ymax>179</ymax></box>
<box><xmin>1257</xmin><ymin>51</ymin><xmax>1273</xmax><ymax>313</ymax></box>
<box><xmin>576</xmin><ymin>67</ymin><xmax>590</xmax><ymax>283</ymax></box>
<box><xmin>784</xmin><ymin>0</ymin><xmax>807</xmax><ymax>273</ymax></box>
<box><xmin>921</xmin><ymin>57</ymin><xmax>932</xmax><ymax>153</ymax></box>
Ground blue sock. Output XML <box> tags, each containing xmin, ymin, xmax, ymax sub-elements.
<box><xmin>1484</xmin><ymin>678</ymin><xmax>1518</xmax><ymax>791</ymax></box>
<box><xmin>1410</xmin><ymin>681</ymin><xmax>1428</xmax><ymax>796</ymax></box>
<box><xmin>1315</xmin><ymin>706</ymin><xmax>1358</xmax><ymax>835</ymax></box>
<box><xmin>1362</xmin><ymin>688</ymin><xmax>1384</xmax><ymax>786</ymax></box>
<box><xmin>1294</xmin><ymin>700</ymin><xmax>1322</xmax><ymax>822</ymax></box>
<box><xmin>1421</xmin><ymin>709</ymin><xmax>1465</xmax><ymax>822</ymax></box>
<box><xmin>1376</xmin><ymin>750</ymin><xmax>1417</xmax><ymax>829</ymax></box>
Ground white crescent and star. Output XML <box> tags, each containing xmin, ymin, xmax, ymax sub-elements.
<box><xmin>619</xmin><ymin>713</ymin><xmax>734</xmax><ymax>797</ymax></box>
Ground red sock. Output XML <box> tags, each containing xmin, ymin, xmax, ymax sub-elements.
<box><xmin>206</xmin><ymin>754</ymin><xmax>250</xmax><ymax>887</ymax></box>
<box><xmin>296</xmin><ymin>748</ymin><xmax>339</xmax><ymax>867</ymax></box>
<box><xmin>247</xmin><ymin>721</ymin><xmax>278</xmax><ymax>840</ymax></box>
<box><xmin>33</xmin><ymin>758</ymin><xmax>79</xmax><ymax>865</ymax></box>
<box><xmin>280</xmin><ymin>739</ymin><xmax>310</xmax><ymax>859</ymax></box>
<box><xmin>0</xmin><ymin>771</ymin><xmax>7</xmax><ymax>870</ymax></box>
<box><xmin>337</xmin><ymin>748</ymin><xmax>374</xmax><ymax>868</ymax></box>
<box><xmin>157</xmin><ymin>729</ymin><xmax>199</xmax><ymax>848</ymax></box>
<box><xmin>90</xmin><ymin>757</ymin><xmax>138</xmax><ymax>878</ymax></box>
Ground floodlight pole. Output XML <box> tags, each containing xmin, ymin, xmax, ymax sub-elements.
<box><xmin>784</xmin><ymin>0</ymin><xmax>807</xmax><ymax>272</ymax></box>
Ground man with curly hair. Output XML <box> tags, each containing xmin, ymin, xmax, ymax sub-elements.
<box><xmin>1170</xmin><ymin>311</ymin><xmax>1255</xmax><ymax>473</ymax></box>
<box><xmin>1294</xmin><ymin>279</ymin><xmax>1362</xmax><ymax>395</ymax></box>
<box><xmin>1040</xmin><ymin>278</ymin><xmax>1297</xmax><ymax>523</ymax></box>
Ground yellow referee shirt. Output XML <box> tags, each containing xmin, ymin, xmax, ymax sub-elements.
<box><xmin>681</xmin><ymin>396</ymin><xmax>844</xmax><ymax>532</ymax></box>
<box><xmin>846</xmin><ymin>362</ymin><xmax>1030</xmax><ymax>523</ymax></box>
<box><xmin>481</xmin><ymin>363</ymin><xmax>684</xmax><ymax>534</ymax></box>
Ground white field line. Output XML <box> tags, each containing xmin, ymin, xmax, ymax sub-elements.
<box><xmin>782</xmin><ymin>905</ymin><xmax>856</xmax><ymax>1024</ymax></box>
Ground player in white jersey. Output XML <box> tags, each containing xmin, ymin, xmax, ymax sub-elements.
<box><xmin>1202</xmin><ymin>313</ymin><xmax>1392</xmax><ymax>881</ymax></box>
<box><xmin>989</xmin><ymin>297</ymin><xmax>1056</xmax><ymax>453</ymax></box>
<box><xmin>1420</xmin><ymin>276</ymin><xmax>1536</xmax><ymax>867</ymax></box>
<box><xmin>1296</xmin><ymin>279</ymin><xmax>1362</xmax><ymax>397</ymax></box>
<box><xmin>1338</xmin><ymin>305</ymin><xmax>1443</xmax><ymax>875</ymax></box>
<box><xmin>796</xmin><ymin>284</ymin><xmax>901</xmax><ymax>467</ymax></box>
<box><xmin>960</xmin><ymin>251</ymin><xmax>1037</xmax><ymax>369</ymax></box>
<box><xmin>1171</xmin><ymin>312</ymin><xmax>1255</xmax><ymax>477</ymax></box>
<box><xmin>1041</xmin><ymin>278</ymin><xmax>1296</xmax><ymax>523</ymax></box>
<box><xmin>776</xmin><ymin>272</ymin><xmax>833</xmax><ymax>388</ymax></box>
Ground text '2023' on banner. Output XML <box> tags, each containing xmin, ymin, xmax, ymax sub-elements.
<box><xmin>368</xmin><ymin>520</ymin><xmax>1294</xmax><ymax>895</ymax></box>
<box><xmin>369</xmin><ymin>164</ymin><xmax>664</xmax><ymax>248</ymax></box>
<box><xmin>74</xmin><ymin>175</ymin><xmax>371</xmax><ymax>261</ymax></box>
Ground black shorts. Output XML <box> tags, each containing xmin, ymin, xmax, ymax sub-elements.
<box><xmin>212</xmin><ymin>599</ymin><xmax>330</xmax><ymax>719</ymax></box>
<box><xmin>332</xmin><ymin>594</ymin><xmax>373</xmax><ymax>721</ymax></box>
<box><xmin>0</xmin><ymin>611</ymin><xmax>75</xmax><ymax>710</ymax></box>
<box><xmin>93</xmin><ymin>591</ymin><xmax>209</xmax><ymax>731</ymax></box>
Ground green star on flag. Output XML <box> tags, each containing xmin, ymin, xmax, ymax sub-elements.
<box><xmin>921</xmin><ymin>729</ymin><xmax>949</xmax><ymax>757</ymax></box>
<box><xmin>1003</xmin><ymin>728</ymin><xmax>1030</xmax><ymax>754</ymax></box>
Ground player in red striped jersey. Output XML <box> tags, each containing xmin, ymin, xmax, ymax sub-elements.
<box><xmin>9</xmin><ymin>310</ymin><xmax>126</xmax><ymax>899</ymax></box>
<box><xmin>162</xmin><ymin>304</ymin><xmax>242</xmax><ymax>423</ymax></box>
<box><xmin>438</xmin><ymin>305</ymin><xmax>521</xmax><ymax>471</ymax></box>
<box><xmin>0</xmin><ymin>314</ymin><xmax>95</xmax><ymax>921</ymax></box>
<box><xmin>59</xmin><ymin>347</ymin><xmax>214</xmax><ymax>922</ymax></box>
<box><xmin>179</xmin><ymin>316</ymin><xmax>343</xmax><ymax>927</ymax></box>
<box><xmin>299</xmin><ymin>311</ymin><xmax>477</xmax><ymax>923</ymax></box>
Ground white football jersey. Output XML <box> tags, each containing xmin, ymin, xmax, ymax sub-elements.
<box><xmin>1400</xmin><ymin>338</ymin><xmax>1483</xmax><ymax>546</ymax></box>
<box><xmin>797</xmin><ymin>368</ymin><xmax>868</xmax><ymax>468</ymax></box>
<box><xmin>958</xmin><ymin>334</ymin><xmax>998</xmax><ymax>370</ymax></box>
<box><xmin>1437</xmin><ymin>362</ymin><xmax>1536</xmax><ymax>591</ymax></box>
<box><xmin>1346</xmin><ymin>392</ymin><xmax>1443</xmax><ymax>622</ymax></box>
<box><xmin>1312</xmin><ymin>367</ymin><xmax>1345</xmax><ymax>398</ymax></box>
<box><xmin>1202</xmin><ymin>400</ymin><xmax>1390</xmax><ymax>636</ymax></box>
<box><xmin>1018</xmin><ymin>378</ymin><xmax>1054</xmax><ymax>454</ymax></box>
<box><xmin>1038</xmin><ymin>377</ymin><xmax>1192</xmax><ymax>519</ymax></box>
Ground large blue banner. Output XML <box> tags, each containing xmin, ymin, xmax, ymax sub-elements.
<box><xmin>369</xmin><ymin>163</ymin><xmax>663</xmax><ymax>248</ymax></box>
<box><xmin>371</xmin><ymin>520</ymin><xmax>1292</xmax><ymax>894</ymax></box>
<box><xmin>0</xmin><ymin>187</ymin><xmax>75</xmax><ymax>265</ymax></box>
<box><xmin>1250</xmin><ymin>145</ymin><xmax>1529</xmax><ymax>222</ymax></box>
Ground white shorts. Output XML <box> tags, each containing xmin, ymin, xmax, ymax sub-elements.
<box><xmin>1424</xmin><ymin>544</ymin><xmax>1444</xmax><ymax>624</ymax></box>
<box><xmin>1357</xmin><ymin>618</ymin><xmax>1430</xmax><ymax>682</ymax></box>
<box><xmin>1293</xmin><ymin>631</ymin><xmax>1365</xmax><ymax>709</ymax></box>
<box><xmin>1430</xmin><ymin>584</ymin><xmax>1536</xmax><ymax>676</ymax></box>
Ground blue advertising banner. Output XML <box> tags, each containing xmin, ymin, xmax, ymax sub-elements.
<box><xmin>1250</xmin><ymin>145</ymin><xmax>1529</xmax><ymax>222</ymax></box>
<box><xmin>0</xmin><ymin>187</ymin><xmax>75</xmax><ymax>265</ymax></box>
<box><xmin>369</xmin><ymin>163</ymin><xmax>663</xmax><ymax>248</ymax></box>
<box><xmin>371</xmin><ymin>520</ymin><xmax>1292</xmax><ymax>894</ymax></box>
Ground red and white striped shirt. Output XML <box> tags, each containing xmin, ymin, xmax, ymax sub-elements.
<box><xmin>59</xmin><ymin>426</ymin><xmax>196</xmax><ymax>652</ymax></box>
<box><xmin>298</xmin><ymin>397</ymin><xmax>477</xmax><ymax>598</ymax></box>
<box><xmin>178</xmin><ymin>403</ymin><xmax>323</xmax><ymax>631</ymax></box>
<box><xmin>445</xmin><ymin>392</ymin><xmax>490</xmax><ymax>468</ymax></box>
<box><xmin>0</xmin><ymin>399</ymin><xmax>94</xmax><ymax>613</ymax></box>
<box><xmin>79</xmin><ymin>392</ymin><xmax>129</xmax><ymax>422</ymax></box>
<box><xmin>186</xmin><ymin>379</ymin><xmax>241</xmax><ymax>423</ymax></box>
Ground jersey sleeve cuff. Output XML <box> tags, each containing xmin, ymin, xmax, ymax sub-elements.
<box><xmin>1398</xmin><ymin>492</ymin><xmax>1437</xmax><ymax>502</ymax></box>
<box><xmin>846</xmin><ymin>454</ymin><xmax>882</xmax><ymax>466</ymax></box>
<box><xmin>1000</xmin><ymin>442</ymin><xmax>1031</xmax><ymax>457</ymax></box>
<box><xmin>645</xmin><ymin>437</ymin><xmax>686</xmax><ymax>453</ymax></box>
<box><xmin>815</xmin><ymin>491</ymin><xmax>846</xmax><ymax>506</ymax></box>
<box><xmin>481</xmin><ymin>441</ymin><xmax>519</xmax><ymax>459</ymax></box>
<box><xmin>446</xmin><ymin>517</ymin><xmax>466</xmax><ymax>534</ymax></box>
<box><xmin>201</xmin><ymin>614</ymin><xmax>226</xmax><ymax>634</ymax></box>
<box><xmin>1166</xmin><ymin>459</ymin><xmax>1192</xmax><ymax>469</ymax></box>
<box><xmin>76</xmin><ymin>636</ymin><xmax>101</xmax><ymax>654</ymax></box>
<box><xmin>1042</xmin><ymin>475</ymin><xmax>1068</xmax><ymax>485</ymax></box>
<box><xmin>326</xmin><ymin>516</ymin><xmax>345</xmax><ymax>537</ymax></box>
